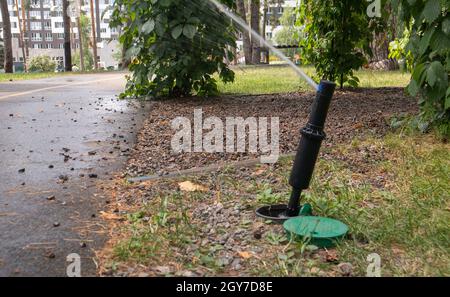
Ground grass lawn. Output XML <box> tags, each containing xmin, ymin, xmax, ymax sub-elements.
<box><xmin>0</xmin><ymin>70</ymin><xmax>118</xmax><ymax>82</ymax></box>
<box><xmin>0</xmin><ymin>71</ymin><xmax>70</xmax><ymax>82</ymax></box>
<box><xmin>94</xmin><ymin>64</ymin><xmax>446</xmax><ymax>277</ymax></box>
<box><xmin>217</xmin><ymin>65</ymin><xmax>411</xmax><ymax>94</ymax></box>
<box><xmin>99</xmin><ymin>132</ymin><xmax>449</xmax><ymax>277</ymax></box>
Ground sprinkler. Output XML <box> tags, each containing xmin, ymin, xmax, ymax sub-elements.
<box><xmin>256</xmin><ymin>80</ymin><xmax>348</xmax><ymax>248</ymax></box>
<box><xmin>256</xmin><ymin>80</ymin><xmax>336</xmax><ymax>221</ymax></box>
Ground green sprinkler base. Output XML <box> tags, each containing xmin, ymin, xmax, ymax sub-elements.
<box><xmin>283</xmin><ymin>216</ymin><xmax>349</xmax><ymax>248</ymax></box>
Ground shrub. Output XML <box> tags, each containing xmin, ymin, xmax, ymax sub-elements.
<box><xmin>28</xmin><ymin>55</ymin><xmax>56</xmax><ymax>72</ymax></box>
<box><xmin>297</xmin><ymin>0</ymin><xmax>371</xmax><ymax>88</ymax></box>
<box><xmin>394</xmin><ymin>0</ymin><xmax>450</xmax><ymax>138</ymax></box>
<box><xmin>110</xmin><ymin>0</ymin><xmax>236</xmax><ymax>98</ymax></box>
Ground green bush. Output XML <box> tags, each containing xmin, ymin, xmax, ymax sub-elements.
<box><xmin>394</xmin><ymin>0</ymin><xmax>450</xmax><ymax>138</ymax></box>
<box><xmin>29</xmin><ymin>55</ymin><xmax>56</xmax><ymax>72</ymax></box>
<box><xmin>110</xmin><ymin>0</ymin><xmax>236</xmax><ymax>98</ymax></box>
<box><xmin>297</xmin><ymin>0</ymin><xmax>371</xmax><ymax>88</ymax></box>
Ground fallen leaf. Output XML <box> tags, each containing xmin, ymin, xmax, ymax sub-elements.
<box><xmin>99</xmin><ymin>211</ymin><xmax>122</xmax><ymax>220</ymax></box>
<box><xmin>325</xmin><ymin>249</ymin><xmax>339</xmax><ymax>263</ymax></box>
<box><xmin>178</xmin><ymin>181</ymin><xmax>207</xmax><ymax>192</ymax></box>
<box><xmin>238</xmin><ymin>251</ymin><xmax>252</xmax><ymax>259</ymax></box>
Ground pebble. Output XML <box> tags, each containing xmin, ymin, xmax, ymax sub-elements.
<box><xmin>338</xmin><ymin>262</ymin><xmax>353</xmax><ymax>276</ymax></box>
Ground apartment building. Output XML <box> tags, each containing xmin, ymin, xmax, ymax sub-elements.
<box><xmin>0</xmin><ymin>0</ymin><xmax>120</xmax><ymax>71</ymax></box>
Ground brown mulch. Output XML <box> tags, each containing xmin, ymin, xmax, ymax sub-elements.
<box><xmin>125</xmin><ymin>88</ymin><xmax>417</xmax><ymax>177</ymax></box>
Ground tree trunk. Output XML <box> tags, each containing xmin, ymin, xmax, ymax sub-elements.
<box><xmin>20</xmin><ymin>0</ymin><xmax>28</xmax><ymax>62</ymax></box>
<box><xmin>262</xmin><ymin>0</ymin><xmax>267</xmax><ymax>40</ymax></box>
<box><xmin>250</xmin><ymin>0</ymin><xmax>261</xmax><ymax>64</ymax></box>
<box><xmin>89</xmin><ymin>0</ymin><xmax>98</xmax><ymax>70</ymax></box>
<box><xmin>76</xmin><ymin>0</ymin><xmax>84</xmax><ymax>71</ymax></box>
<box><xmin>14</xmin><ymin>0</ymin><xmax>26</xmax><ymax>71</ymax></box>
<box><xmin>236</xmin><ymin>0</ymin><xmax>252</xmax><ymax>64</ymax></box>
<box><xmin>62</xmin><ymin>0</ymin><xmax>72</xmax><ymax>71</ymax></box>
<box><xmin>1</xmin><ymin>0</ymin><xmax>13</xmax><ymax>73</ymax></box>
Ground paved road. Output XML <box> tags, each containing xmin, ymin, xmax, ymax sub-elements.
<box><xmin>0</xmin><ymin>73</ymin><xmax>148</xmax><ymax>276</ymax></box>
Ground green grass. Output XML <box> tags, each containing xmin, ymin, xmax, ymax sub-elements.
<box><xmin>0</xmin><ymin>72</ymin><xmax>68</xmax><ymax>82</ymax></box>
<box><xmin>103</xmin><ymin>132</ymin><xmax>449</xmax><ymax>277</ymax></box>
<box><xmin>0</xmin><ymin>70</ymin><xmax>118</xmax><ymax>82</ymax></box>
<box><xmin>217</xmin><ymin>65</ymin><xmax>411</xmax><ymax>94</ymax></box>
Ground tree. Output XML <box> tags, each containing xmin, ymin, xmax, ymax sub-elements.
<box><xmin>0</xmin><ymin>0</ymin><xmax>13</xmax><ymax>73</ymax></box>
<box><xmin>393</xmin><ymin>0</ymin><xmax>449</xmax><ymax>138</ymax></box>
<box><xmin>73</xmin><ymin>14</ymin><xmax>94</xmax><ymax>70</ymax></box>
<box><xmin>76</xmin><ymin>0</ymin><xmax>85</xmax><ymax>71</ymax></box>
<box><xmin>298</xmin><ymin>0</ymin><xmax>371</xmax><ymax>88</ymax></box>
<box><xmin>236</xmin><ymin>0</ymin><xmax>252</xmax><ymax>64</ymax></box>
<box><xmin>0</xmin><ymin>36</ymin><xmax>4</xmax><ymax>68</ymax></box>
<box><xmin>250</xmin><ymin>0</ymin><xmax>261</xmax><ymax>64</ymax></box>
<box><xmin>21</xmin><ymin>0</ymin><xmax>29</xmax><ymax>69</ymax></box>
<box><xmin>110</xmin><ymin>0</ymin><xmax>236</xmax><ymax>98</ymax></box>
<box><xmin>14</xmin><ymin>0</ymin><xmax>27</xmax><ymax>71</ymax></box>
<box><xmin>368</xmin><ymin>0</ymin><xmax>402</xmax><ymax>64</ymax></box>
<box><xmin>63</xmin><ymin>0</ymin><xmax>72</xmax><ymax>71</ymax></box>
<box><xmin>273</xmin><ymin>8</ymin><xmax>302</xmax><ymax>59</ymax></box>
<box><xmin>89</xmin><ymin>0</ymin><xmax>98</xmax><ymax>70</ymax></box>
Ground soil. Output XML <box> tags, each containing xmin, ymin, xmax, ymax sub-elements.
<box><xmin>125</xmin><ymin>88</ymin><xmax>417</xmax><ymax>177</ymax></box>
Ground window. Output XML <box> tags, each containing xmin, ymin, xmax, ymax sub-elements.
<box><xmin>11</xmin><ymin>22</ymin><xmax>18</xmax><ymax>29</ymax></box>
<box><xmin>45</xmin><ymin>44</ymin><xmax>52</xmax><ymax>49</ymax></box>
<box><xmin>54</xmin><ymin>22</ymin><xmax>64</xmax><ymax>29</ymax></box>
<box><xmin>43</xmin><ymin>11</ymin><xmax>51</xmax><ymax>19</ymax></box>
<box><xmin>45</xmin><ymin>32</ymin><xmax>53</xmax><ymax>41</ymax></box>
<box><xmin>100</xmin><ymin>28</ymin><xmax>107</xmax><ymax>33</ymax></box>
<box><xmin>30</xmin><ymin>22</ymin><xmax>42</xmax><ymax>30</ymax></box>
<box><xmin>55</xmin><ymin>33</ymin><xmax>64</xmax><ymax>39</ymax></box>
<box><xmin>30</xmin><ymin>11</ymin><xmax>41</xmax><ymax>19</ymax></box>
<box><xmin>44</xmin><ymin>21</ymin><xmax>51</xmax><ymax>30</ymax></box>
<box><xmin>278</xmin><ymin>7</ymin><xmax>284</xmax><ymax>14</ymax></box>
<box><xmin>33</xmin><ymin>43</ymin><xmax>44</xmax><ymax>49</ymax></box>
<box><xmin>31</xmin><ymin>32</ymin><xmax>42</xmax><ymax>41</ymax></box>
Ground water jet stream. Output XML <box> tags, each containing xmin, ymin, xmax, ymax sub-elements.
<box><xmin>208</xmin><ymin>0</ymin><xmax>318</xmax><ymax>90</ymax></box>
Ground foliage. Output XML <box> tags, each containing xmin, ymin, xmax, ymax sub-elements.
<box><xmin>273</xmin><ymin>7</ymin><xmax>302</xmax><ymax>58</ymax></box>
<box><xmin>73</xmin><ymin>14</ymin><xmax>94</xmax><ymax>70</ymax></box>
<box><xmin>28</xmin><ymin>55</ymin><xmax>56</xmax><ymax>72</ymax></box>
<box><xmin>393</xmin><ymin>0</ymin><xmax>450</xmax><ymax>138</ymax></box>
<box><xmin>110</xmin><ymin>0</ymin><xmax>236</xmax><ymax>98</ymax></box>
<box><xmin>73</xmin><ymin>50</ymin><xmax>94</xmax><ymax>71</ymax></box>
<box><xmin>388</xmin><ymin>28</ymin><xmax>413</xmax><ymax>72</ymax></box>
<box><xmin>297</xmin><ymin>0</ymin><xmax>371</xmax><ymax>88</ymax></box>
<box><xmin>0</xmin><ymin>38</ymin><xmax>4</xmax><ymax>70</ymax></box>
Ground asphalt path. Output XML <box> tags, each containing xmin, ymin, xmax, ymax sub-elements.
<box><xmin>0</xmin><ymin>73</ymin><xmax>149</xmax><ymax>276</ymax></box>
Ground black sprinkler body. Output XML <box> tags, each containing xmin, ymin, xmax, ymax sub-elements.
<box><xmin>256</xmin><ymin>80</ymin><xmax>336</xmax><ymax>222</ymax></box>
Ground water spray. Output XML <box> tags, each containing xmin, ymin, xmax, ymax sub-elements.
<box><xmin>208</xmin><ymin>0</ymin><xmax>318</xmax><ymax>90</ymax></box>
<box><xmin>209</xmin><ymin>0</ymin><xmax>348</xmax><ymax>247</ymax></box>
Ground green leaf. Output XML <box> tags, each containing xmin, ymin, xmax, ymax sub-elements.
<box><xmin>171</xmin><ymin>25</ymin><xmax>183</xmax><ymax>39</ymax></box>
<box><xmin>445</xmin><ymin>87</ymin><xmax>450</xmax><ymax>110</ymax></box>
<box><xmin>443</xmin><ymin>18</ymin><xmax>450</xmax><ymax>35</ymax></box>
<box><xmin>183</xmin><ymin>24</ymin><xmax>197</xmax><ymax>39</ymax></box>
<box><xmin>407</xmin><ymin>79</ymin><xmax>420</xmax><ymax>97</ymax></box>
<box><xmin>422</xmin><ymin>0</ymin><xmax>441</xmax><ymax>23</ymax></box>
<box><xmin>426</xmin><ymin>61</ymin><xmax>445</xmax><ymax>87</ymax></box>
<box><xmin>141</xmin><ymin>20</ymin><xmax>155</xmax><ymax>34</ymax></box>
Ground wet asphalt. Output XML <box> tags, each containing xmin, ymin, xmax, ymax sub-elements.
<box><xmin>0</xmin><ymin>73</ymin><xmax>149</xmax><ymax>276</ymax></box>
